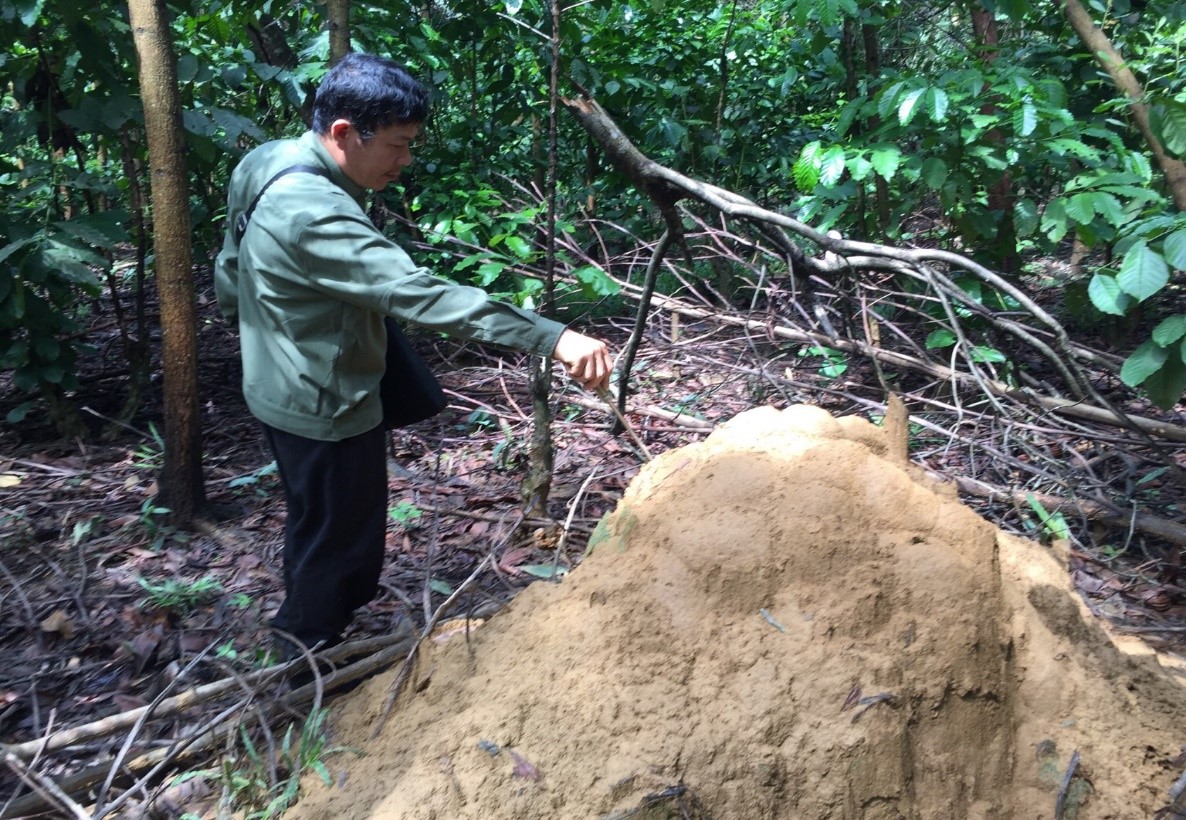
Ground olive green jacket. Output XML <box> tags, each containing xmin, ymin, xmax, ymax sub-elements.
<box><xmin>214</xmin><ymin>132</ymin><xmax>566</xmax><ymax>441</ymax></box>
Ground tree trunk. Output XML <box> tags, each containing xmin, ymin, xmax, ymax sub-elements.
<box><xmin>127</xmin><ymin>0</ymin><xmax>205</xmax><ymax>527</ymax></box>
<box><xmin>1061</xmin><ymin>0</ymin><xmax>1186</xmax><ymax>210</ymax></box>
<box><xmin>325</xmin><ymin>0</ymin><xmax>351</xmax><ymax>64</ymax></box>
<box><xmin>971</xmin><ymin>3</ymin><xmax>1019</xmax><ymax>273</ymax></box>
<box><xmin>521</xmin><ymin>0</ymin><xmax>563</xmax><ymax>518</ymax></box>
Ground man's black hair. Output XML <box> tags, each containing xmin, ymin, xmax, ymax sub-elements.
<box><xmin>311</xmin><ymin>52</ymin><xmax>429</xmax><ymax>138</ymax></box>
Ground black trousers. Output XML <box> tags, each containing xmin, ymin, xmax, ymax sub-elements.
<box><xmin>261</xmin><ymin>422</ymin><xmax>388</xmax><ymax>647</ymax></box>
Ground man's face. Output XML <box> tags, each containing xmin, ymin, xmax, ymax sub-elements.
<box><xmin>332</xmin><ymin>120</ymin><xmax>421</xmax><ymax>191</ymax></box>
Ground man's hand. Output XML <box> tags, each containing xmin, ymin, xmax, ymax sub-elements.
<box><xmin>551</xmin><ymin>329</ymin><xmax>613</xmax><ymax>391</ymax></box>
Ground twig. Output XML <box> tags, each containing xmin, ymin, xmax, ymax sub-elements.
<box><xmin>595</xmin><ymin>386</ymin><xmax>653</xmax><ymax>461</ymax></box>
<box><xmin>4</xmin><ymin>753</ymin><xmax>90</xmax><ymax>820</ymax></box>
<box><xmin>552</xmin><ymin>466</ymin><xmax>601</xmax><ymax>575</ymax></box>
<box><xmin>373</xmin><ymin>513</ymin><xmax>524</xmax><ymax>736</ymax></box>
<box><xmin>1054</xmin><ymin>749</ymin><xmax>1081</xmax><ymax>820</ymax></box>
<box><xmin>1</xmin><ymin>633</ymin><xmax>410</xmax><ymax>761</ymax></box>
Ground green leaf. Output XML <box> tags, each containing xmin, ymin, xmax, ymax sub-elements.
<box><xmin>927</xmin><ymin>87</ymin><xmax>949</xmax><ymax>122</ymax></box>
<box><xmin>1163</xmin><ymin>228</ymin><xmax>1186</xmax><ymax>270</ymax></box>
<box><xmin>1046</xmin><ymin>138</ymin><xmax>1100</xmax><ymax>162</ymax></box>
<box><xmin>1153</xmin><ymin>315</ymin><xmax>1186</xmax><ymax>346</ymax></box>
<box><xmin>1087</xmin><ymin>273</ymin><xmax>1132</xmax><ymax>316</ymax></box>
<box><xmin>897</xmin><ymin>87</ymin><xmax>927</xmax><ymax>126</ymax></box>
<box><xmin>1142</xmin><ymin>352</ymin><xmax>1186</xmax><ymax>410</ymax></box>
<box><xmin>920</xmin><ymin>157</ymin><xmax>947</xmax><ymax>189</ymax></box>
<box><xmin>1064</xmin><ymin>192</ymin><xmax>1097</xmax><ymax>225</ymax></box>
<box><xmin>472</xmin><ymin>261</ymin><xmax>505</xmax><ymax>286</ymax></box>
<box><xmin>520</xmin><ymin>564</ymin><xmax>568</xmax><ymax>580</ymax></box>
<box><xmin>1014</xmin><ymin>102</ymin><xmax>1038</xmax><ymax>137</ymax></box>
<box><xmin>819</xmin><ymin>147</ymin><xmax>846</xmax><ymax>186</ymax></box>
<box><xmin>502</xmin><ymin>235</ymin><xmax>532</xmax><ymax>259</ymax></box>
<box><xmin>573</xmin><ymin>266</ymin><xmax>620</xmax><ymax>298</ymax></box>
<box><xmin>970</xmin><ymin>345</ymin><xmax>1006</xmax><ymax>363</ymax></box>
<box><xmin>870</xmin><ymin>147</ymin><xmax>901</xmax><ymax>180</ymax></box>
<box><xmin>177</xmin><ymin>54</ymin><xmax>199</xmax><ymax>84</ymax></box>
<box><xmin>846</xmin><ymin>154</ymin><xmax>873</xmax><ymax>182</ymax></box>
<box><xmin>1151</xmin><ymin>99</ymin><xmax>1186</xmax><ymax>157</ymax></box>
<box><xmin>1119</xmin><ymin>339</ymin><xmax>1169</xmax><ymax>387</ymax></box>
<box><xmin>1117</xmin><ymin>242</ymin><xmax>1169</xmax><ymax>302</ymax></box>
<box><xmin>428</xmin><ymin>579</ymin><xmax>454</xmax><ymax>596</ymax></box>
<box><xmin>0</xmin><ymin>237</ymin><xmax>38</xmax><ymax>265</ymax></box>
<box><xmin>877</xmin><ymin>81</ymin><xmax>906</xmax><ymax>121</ymax></box>
<box><xmin>792</xmin><ymin>141</ymin><xmax>822</xmax><ymax>191</ymax></box>
<box><xmin>925</xmin><ymin>328</ymin><xmax>956</xmax><ymax>349</ymax></box>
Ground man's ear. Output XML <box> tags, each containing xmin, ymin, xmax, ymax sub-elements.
<box><xmin>328</xmin><ymin>119</ymin><xmax>354</xmax><ymax>144</ymax></box>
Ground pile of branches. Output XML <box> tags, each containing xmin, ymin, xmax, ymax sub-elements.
<box><xmin>557</xmin><ymin>95</ymin><xmax>1186</xmax><ymax>563</ymax></box>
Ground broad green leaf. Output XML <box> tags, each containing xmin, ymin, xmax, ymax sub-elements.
<box><xmin>925</xmin><ymin>328</ymin><xmax>956</xmax><ymax>349</ymax></box>
<box><xmin>1041</xmin><ymin>198</ymin><xmax>1069</xmax><ymax>243</ymax></box>
<box><xmin>1014</xmin><ymin>102</ymin><xmax>1037</xmax><ymax>137</ymax></box>
<box><xmin>1119</xmin><ymin>339</ymin><xmax>1168</xmax><ymax>387</ymax></box>
<box><xmin>15</xmin><ymin>0</ymin><xmax>44</xmax><ymax>26</ymax></box>
<box><xmin>0</xmin><ymin>237</ymin><xmax>38</xmax><ymax>266</ymax></box>
<box><xmin>819</xmin><ymin>147</ymin><xmax>846</xmax><ymax>186</ymax></box>
<box><xmin>1064</xmin><ymin>192</ymin><xmax>1097</xmax><ymax>225</ymax></box>
<box><xmin>847</xmin><ymin>154</ymin><xmax>873</xmax><ymax>182</ymax></box>
<box><xmin>870</xmin><ymin>147</ymin><xmax>901</xmax><ymax>180</ymax></box>
<box><xmin>177</xmin><ymin>54</ymin><xmax>199</xmax><ymax>84</ymax></box>
<box><xmin>1142</xmin><ymin>352</ymin><xmax>1186</xmax><ymax>409</ymax></box>
<box><xmin>1151</xmin><ymin>99</ymin><xmax>1186</xmax><ymax>157</ymax></box>
<box><xmin>970</xmin><ymin>346</ymin><xmax>1007</xmax><ymax>363</ymax></box>
<box><xmin>473</xmin><ymin>261</ymin><xmax>505</xmax><ymax>286</ymax></box>
<box><xmin>428</xmin><ymin>579</ymin><xmax>454</xmax><ymax>596</ymax></box>
<box><xmin>659</xmin><ymin>116</ymin><xmax>687</xmax><ymax>148</ymax></box>
<box><xmin>897</xmin><ymin>87</ymin><xmax>927</xmax><ymax>126</ymax></box>
<box><xmin>520</xmin><ymin>564</ymin><xmax>568</xmax><ymax>580</ymax></box>
<box><xmin>502</xmin><ymin>235</ymin><xmax>532</xmax><ymax>259</ymax></box>
<box><xmin>1046</xmin><ymin>138</ymin><xmax>1100</xmax><ymax>162</ymax></box>
<box><xmin>573</xmin><ymin>266</ymin><xmax>620</xmax><ymax>297</ymax></box>
<box><xmin>927</xmin><ymin>87</ymin><xmax>949</xmax><ymax>122</ymax></box>
<box><xmin>877</xmin><ymin>81</ymin><xmax>906</xmax><ymax>121</ymax></box>
<box><xmin>55</xmin><ymin>211</ymin><xmax>129</xmax><ymax>249</ymax></box>
<box><xmin>1090</xmin><ymin>192</ymin><xmax>1126</xmax><ymax>227</ymax></box>
<box><xmin>1153</xmin><ymin>314</ymin><xmax>1186</xmax><ymax>346</ymax></box>
<box><xmin>1087</xmin><ymin>272</ymin><xmax>1131</xmax><ymax>316</ymax></box>
<box><xmin>1164</xmin><ymin>228</ymin><xmax>1186</xmax><ymax>270</ymax></box>
<box><xmin>792</xmin><ymin>154</ymin><xmax>820</xmax><ymax>192</ymax></box>
<box><xmin>1117</xmin><ymin>242</ymin><xmax>1169</xmax><ymax>302</ymax></box>
<box><xmin>920</xmin><ymin>157</ymin><xmax>947</xmax><ymax>189</ymax></box>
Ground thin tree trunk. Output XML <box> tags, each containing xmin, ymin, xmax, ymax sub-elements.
<box><xmin>1061</xmin><ymin>0</ymin><xmax>1186</xmax><ymax>210</ymax></box>
<box><xmin>128</xmin><ymin>0</ymin><xmax>205</xmax><ymax>527</ymax></box>
<box><xmin>325</xmin><ymin>0</ymin><xmax>351</xmax><ymax>64</ymax></box>
<box><xmin>971</xmin><ymin>3</ymin><xmax>1019</xmax><ymax>272</ymax></box>
<box><xmin>522</xmin><ymin>0</ymin><xmax>563</xmax><ymax>518</ymax></box>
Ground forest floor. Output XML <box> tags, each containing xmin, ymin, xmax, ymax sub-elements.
<box><xmin>1</xmin><ymin>261</ymin><xmax>1185</xmax><ymax>818</ymax></box>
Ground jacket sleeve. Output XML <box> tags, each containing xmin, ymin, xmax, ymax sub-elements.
<box><xmin>213</xmin><ymin>227</ymin><xmax>240</xmax><ymax>322</ymax></box>
<box><xmin>293</xmin><ymin>206</ymin><xmax>567</xmax><ymax>357</ymax></box>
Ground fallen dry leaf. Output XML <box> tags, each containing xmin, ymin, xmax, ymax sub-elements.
<box><xmin>509</xmin><ymin>749</ymin><xmax>540</xmax><ymax>781</ymax></box>
<box><xmin>498</xmin><ymin>546</ymin><xmax>535</xmax><ymax>576</ymax></box>
<box><xmin>0</xmin><ymin>473</ymin><xmax>22</xmax><ymax>488</ymax></box>
<box><xmin>431</xmin><ymin>618</ymin><xmax>485</xmax><ymax>645</ymax></box>
<box><xmin>39</xmin><ymin>609</ymin><xmax>76</xmax><ymax>639</ymax></box>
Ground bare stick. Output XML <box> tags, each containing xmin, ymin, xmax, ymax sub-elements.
<box><xmin>4</xmin><ymin>753</ymin><xmax>90</xmax><ymax>820</ymax></box>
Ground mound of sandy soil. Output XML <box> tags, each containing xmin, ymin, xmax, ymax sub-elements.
<box><xmin>289</xmin><ymin>404</ymin><xmax>1186</xmax><ymax>819</ymax></box>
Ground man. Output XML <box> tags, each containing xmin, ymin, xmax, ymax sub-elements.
<box><xmin>214</xmin><ymin>53</ymin><xmax>612</xmax><ymax>660</ymax></box>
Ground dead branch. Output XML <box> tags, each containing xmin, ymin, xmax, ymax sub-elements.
<box><xmin>561</xmin><ymin>94</ymin><xmax>1184</xmax><ymax>453</ymax></box>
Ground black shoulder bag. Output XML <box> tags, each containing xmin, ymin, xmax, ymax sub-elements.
<box><xmin>234</xmin><ymin>165</ymin><xmax>446</xmax><ymax>430</ymax></box>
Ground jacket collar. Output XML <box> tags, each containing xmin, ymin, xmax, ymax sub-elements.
<box><xmin>300</xmin><ymin>131</ymin><xmax>367</xmax><ymax>204</ymax></box>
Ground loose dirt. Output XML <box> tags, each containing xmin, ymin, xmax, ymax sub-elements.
<box><xmin>289</xmin><ymin>404</ymin><xmax>1186</xmax><ymax>819</ymax></box>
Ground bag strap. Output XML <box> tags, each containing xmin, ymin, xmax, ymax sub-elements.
<box><xmin>232</xmin><ymin>163</ymin><xmax>329</xmax><ymax>245</ymax></box>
